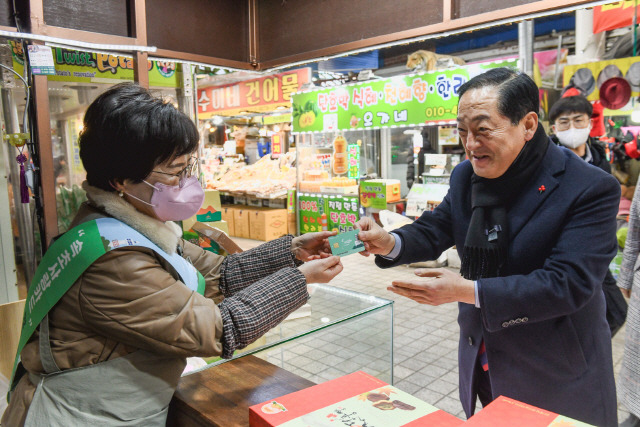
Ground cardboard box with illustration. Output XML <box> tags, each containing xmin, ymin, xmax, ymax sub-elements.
<box><xmin>191</xmin><ymin>222</ymin><xmax>242</xmax><ymax>255</ymax></box>
<box><xmin>182</xmin><ymin>190</ymin><xmax>222</xmax><ymax>232</ymax></box>
<box><xmin>360</xmin><ymin>179</ymin><xmax>401</xmax><ymax>209</ymax></box>
<box><xmin>249</xmin><ymin>371</ymin><xmax>463</xmax><ymax>427</ymax></box>
<box><xmin>183</xmin><ymin>220</ymin><xmax>229</xmax><ymax>254</ymax></box>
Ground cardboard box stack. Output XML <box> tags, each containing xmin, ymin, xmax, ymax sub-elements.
<box><xmin>250</xmin><ymin>371</ymin><xmax>463</xmax><ymax>427</ymax></box>
<box><xmin>233</xmin><ymin>207</ymin><xmax>252</xmax><ymax>239</ymax></box>
<box><xmin>249</xmin><ymin>208</ymin><xmax>288</xmax><ymax>241</ymax></box>
<box><xmin>220</xmin><ymin>205</ymin><xmax>236</xmax><ymax>237</ymax></box>
<box><xmin>182</xmin><ymin>190</ymin><xmax>229</xmax><ymax>254</ymax></box>
<box><xmin>222</xmin><ymin>205</ymin><xmax>289</xmax><ymax>241</ymax></box>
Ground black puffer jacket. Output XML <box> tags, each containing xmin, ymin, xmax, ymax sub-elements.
<box><xmin>551</xmin><ymin>135</ymin><xmax>611</xmax><ymax>174</ymax></box>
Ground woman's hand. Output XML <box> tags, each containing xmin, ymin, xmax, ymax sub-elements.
<box><xmin>291</xmin><ymin>231</ymin><xmax>337</xmax><ymax>261</ymax></box>
<box><xmin>620</xmin><ymin>287</ymin><xmax>631</xmax><ymax>298</ymax></box>
<box><xmin>298</xmin><ymin>256</ymin><xmax>343</xmax><ymax>284</ymax></box>
<box><xmin>355</xmin><ymin>217</ymin><xmax>395</xmax><ymax>257</ymax></box>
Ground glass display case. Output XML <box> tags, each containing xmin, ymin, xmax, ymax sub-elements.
<box><xmin>186</xmin><ymin>283</ymin><xmax>394</xmax><ymax>384</ymax></box>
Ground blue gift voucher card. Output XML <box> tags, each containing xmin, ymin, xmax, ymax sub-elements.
<box><xmin>328</xmin><ymin>229</ymin><xmax>365</xmax><ymax>257</ymax></box>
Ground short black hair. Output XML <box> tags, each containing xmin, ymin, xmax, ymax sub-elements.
<box><xmin>79</xmin><ymin>82</ymin><xmax>199</xmax><ymax>191</ymax></box>
<box><xmin>457</xmin><ymin>67</ymin><xmax>539</xmax><ymax>125</ymax></box>
<box><xmin>548</xmin><ymin>95</ymin><xmax>593</xmax><ymax>124</ymax></box>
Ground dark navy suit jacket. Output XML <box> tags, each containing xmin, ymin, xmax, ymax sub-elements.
<box><xmin>377</xmin><ymin>142</ymin><xmax>619</xmax><ymax>426</ymax></box>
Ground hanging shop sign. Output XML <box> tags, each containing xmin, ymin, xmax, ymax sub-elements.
<box><xmin>593</xmin><ymin>1</ymin><xmax>640</xmax><ymax>33</ymax></box>
<box><xmin>271</xmin><ymin>133</ymin><xmax>283</xmax><ymax>156</ymax></box>
<box><xmin>10</xmin><ymin>43</ymin><xmax>182</xmax><ymax>88</ymax></box>
<box><xmin>563</xmin><ymin>57</ymin><xmax>640</xmax><ymax>112</ymax></box>
<box><xmin>197</xmin><ymin>68</ymin><xmax>312</xmax><ymax>119</ymax></box>
<box><xmin>263</xmin><ymin>113</ymin><xmax>292</xmax><ymax>125</ymax></box>
<box><xmin>27</xmin><ymin>45</ymin><xmax>55</xmax><ymax>75</ymax></box>
<box><xmin>347</xmin><ymin>143</ymin><xmax>360</xmax><ymax>179</ymax></box>
<box><xmin>291</xmin><ymin>60</ymin><xmax>518</xmax><ymax>133</ymax></box>
<box><xmin>298</xmin><ymin>194</ymin><xmax>359</xmax><ymax>234</ymax></box>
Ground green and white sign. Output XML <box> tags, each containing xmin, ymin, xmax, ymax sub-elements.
<box><xmin>360</xmin><ymin>181</ymin><xmax>388</xmax><ymax>210</ymax></box>
<box><xmin>292</xmin><ymin>60</ymin><xmax>518</xmax><ymax>133</ymax></box>
<box><xmin>326</xmin><ymin>195</ymin><xmax>359</xmax><ymax>233</ymax></box>
<box><xmin>299</xmin><ymin>194</ymin><xmax>325</xmax><ymax>233</ymax></box>
<box><xmin>298</xmin><ymin>194</ymin><xmax>359</xmax><ymax>234</ymax></box>
<box><xmin>347</xmin><ymin>143</ymin><xmax>360</xmax><ymax>179</ymax></box>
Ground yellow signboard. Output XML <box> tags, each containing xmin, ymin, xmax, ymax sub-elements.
<box><xmin>9</xmin><ymin>42</ymin><xmax>181</xmax><ymax>88</ymax></box>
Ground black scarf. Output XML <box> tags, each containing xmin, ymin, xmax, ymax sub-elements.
<box><xmin>460</xmin><ymin>124</ymin><xmax>549</xmax><ymax>280</ymax></box>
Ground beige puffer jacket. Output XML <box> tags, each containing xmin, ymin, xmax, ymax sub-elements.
<box><xmin>2</xmin><ymin>183</ymin><xmax>308</xmax><ymax>426</ymax></box>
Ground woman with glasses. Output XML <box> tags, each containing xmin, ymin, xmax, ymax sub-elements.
<box><xmin>3</xmin><ymin>83</ymin><xmax>343</xmax><ymax>426</ymax></box>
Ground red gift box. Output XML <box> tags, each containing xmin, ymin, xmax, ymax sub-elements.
<box><xmin>464</xmin><ymin>395</ymin><xmax>594</xmax><ymax>427</ymax></box>
<box><xmin>249</xmin><ymin>371</ymin><xmax>463</xmax><ymax>427</ymax></box>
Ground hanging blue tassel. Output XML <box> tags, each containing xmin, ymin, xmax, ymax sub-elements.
<box><xmin>16</xmin><ymin>153</ymin><xmax>29</xmax><ymax>203</ymax></box>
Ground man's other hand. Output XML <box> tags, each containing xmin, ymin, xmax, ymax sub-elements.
<box><xmin>389</xmin><ymin>268</ymin><xmax>475</xmax><ymax>305</ymax></box>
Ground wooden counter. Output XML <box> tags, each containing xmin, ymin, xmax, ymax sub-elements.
<box><xmin>167</xmin><ymin>355</ymin><xmax>315</xmax><ymax>427</ymax></box>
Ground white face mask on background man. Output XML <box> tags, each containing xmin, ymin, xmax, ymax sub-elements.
<box><xmin>555</xmin><ymin>126</ymin><xmax>591</xmax><ymax>149</ymax></box>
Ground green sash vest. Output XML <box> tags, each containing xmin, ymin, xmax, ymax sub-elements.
<box><xmin>8</xmin><ymin>217</ymin><xmax>205</xmax><ymax>401</ymax></box>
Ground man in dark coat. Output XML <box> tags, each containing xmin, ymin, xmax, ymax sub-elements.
<box><xmin>357</xmin><ymin>68</ymin><xmax>619</xmax><ymax>426</ymax></box>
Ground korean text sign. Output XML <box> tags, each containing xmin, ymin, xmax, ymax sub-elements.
<box><xmin>292</xmin><ymin>60</ymin><xmax>518</xmax><ymax>133</ymax></box>
<box><xmin>298</xmin><ymin>194</ymin><xmax>359</xmax><ymax>234</ymax></box>
<box><xmin>197</xmin><ymin>68</ymin><xmax>311</xmax><ymax>118</ymax></box>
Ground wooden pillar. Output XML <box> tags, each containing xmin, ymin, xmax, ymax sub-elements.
<box><xmin>248</xmin><ymin>0</ymin><xmax>259</xmax><ymax>68</ymax></box>
<box><xmin>131</xmin><ymin>0</ymin><xmax>149</xmax><ymax>88</ymax></box>
<box><xmin>27</xmin><ymin>0</ymin><xmax>57</xmax><ymax>247</ymax></box>
<box><xmin>134</xmin><ymin>52</ymin><xmax>149</xmax><ymax>88</ymax></box>
<box><xmin>443</xmin><ymin>0</ymin><xmax>452</xmax><ymax>22</ymax></box>
<box><xmin>32</xmin><ymin>75</ymin><xmax>58</xmax><ymax>247</ymax></box>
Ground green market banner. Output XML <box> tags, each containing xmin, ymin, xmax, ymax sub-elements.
<box><xmin>298</xmin><ymin>194</ymin><xmax>359</xmax><ymax>234</ymax></box>
<box><xmin>292</xmin><ymin>60</ymin><xmax>518</xmax><ymax>133</ymax></box>
<box><xmin>10</xmin><ymin>41</ymin><xmax>181</xmax><ymax>88</ymax></box>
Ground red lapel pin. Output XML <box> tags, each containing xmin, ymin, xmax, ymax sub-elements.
<box><xmin>538</xmin><ymin>185</ymin><xmax>546</xmax><ymax>194</ymax></box>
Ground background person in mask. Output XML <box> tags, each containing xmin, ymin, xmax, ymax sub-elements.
<box><xmin>549</xmin><ymin>95</ymin><xmax>627</xmax><ymax>338</ymax></box>
<box><xmin>549</xmin><ymin>95</ymin><xmax>611</xmax><ymax>173</ymax></box>
<box><xmin>2</xmin><ymin>83</ymin><xmax>343</xmax><ymax>427</ymax></box>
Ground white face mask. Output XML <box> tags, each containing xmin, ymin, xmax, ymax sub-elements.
<box><xmin>555</xmin><ymin>126</ymin><xmax>591</xmax><ymax>149</ymax></box>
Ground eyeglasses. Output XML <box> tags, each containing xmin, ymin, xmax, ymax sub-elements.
<box><xmin>151</xmin><ymin>157</ymin><xmax>198</xmax><ymax>187</ymax></box>
<box><xmin>555</xmin><ymin>115</ymin><xmax>590</xmax><ymax>131</ymax></box>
